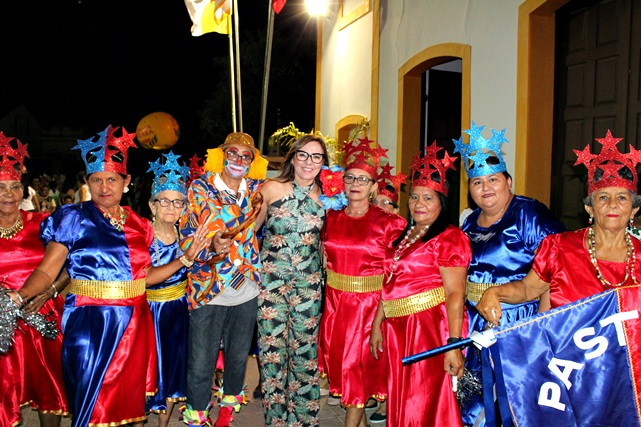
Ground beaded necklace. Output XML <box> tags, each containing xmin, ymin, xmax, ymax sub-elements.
<box><xmin>99</xmin><ymin>206</ymin><xmax>127</xmax><ymax>232</ymax></box>
<box><xmin>0</xmin><ymin>214</ymin><xmax>23</xmax><ymax>239</ymax></box>
<box><xmin>387</xmin><ymin>224</ymin><xmax>430</xmax><ymax>282</ymax></box>
<box><xmin>587</xmin><ymin>226</ymin><xmax>639</xmax><ymax>288</ymax></box>
<box><xmin>153</xmin><ymin>224</ymin><xmax>179</xmax><ymax>265</ymax></box>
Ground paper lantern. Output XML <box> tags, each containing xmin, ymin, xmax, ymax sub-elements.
<box><xmin>136</xmin><ymin>112</ymin><xmax>180</xmax><ymax>150</ymax></box>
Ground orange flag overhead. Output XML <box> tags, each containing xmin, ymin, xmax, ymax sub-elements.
<box><xmin>184</xmin><ymin>0</ymin><xmax>232</xmax><ymax>36</ymax></box>
<box><xmin>273</xmin><ymin>0</ymin><xmax>287</xmax><ymax>14</ymax></box>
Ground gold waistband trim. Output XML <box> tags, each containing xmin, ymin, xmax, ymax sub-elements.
<box><xmin>69</xmin><ymin>279</ymin><xmax>146</xmax><ymax>299</ymax></box>
<box><xmin>326</xmin><ymin>270</ymin><xmax>383</xmax><ymax>293</ymax></box>
<box><xmin>466</xmin><ymin>281</ymin><xmax>502</xmax><ymax>303</ymax></box>
<box><xmin>382</xmin><ymin>287</ymin><xmax>445</xmax><ymax>318</ymax></box>
<box><xmin>146</xmin><ymin>280</ymin><xmax>187</xmax><ymax>302</ymax></box>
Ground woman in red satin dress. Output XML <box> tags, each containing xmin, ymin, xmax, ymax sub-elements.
<box><xmin>370</xmin><ymin>147</ymin><xmax>471</xmax><ymax>427</ymax></box>
<box><xmin>0</xmin><ymin>133</ymin><xmax>68</xmax><ymax>427</ymax></box>
<box><xmin>319</xmin><ymin>137</ymin><xmax>406</xmax><ymax>427</ymax></box>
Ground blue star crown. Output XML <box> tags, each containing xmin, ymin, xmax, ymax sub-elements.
<box><xmin>148</xmin><ymin>151</ymin><xmax>190</xmax><ymax>197</ymax></box>
<box><xmin>453</xmin><ymin>121</ymin><xmax>509</xmax><ymax>179</ymax></box>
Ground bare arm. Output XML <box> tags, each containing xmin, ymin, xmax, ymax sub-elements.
<box><xmin>476</xmin><ymin>269</ymin><xmax>551</xmax><ymax>322</ymax></box>
<box><xmin>10</xmin><ymin>241</ymin><xmax>69</xmax><ymax>304</ymax></box>
<box><xmin>254</xmin><ymin>180</ymin><xmax>281</xmax><ymax>229</ymax></box>
<box><xmin>369</xmin><ymin>297</ymin><xmax>386</xmax><ymax>359</ymax></box>
<box><xmin>441</xmin><ymin>266</ymin><xmax>467</xmax><ymax>378</ymax></box>
<box><xmin>23</xmin><ymin>268</ymin><xmax>70</xmax><ymax>313</ymax></box>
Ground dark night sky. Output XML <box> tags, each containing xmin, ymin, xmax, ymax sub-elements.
<box><xmin>1</xmin><ymin>0</ymin><xmax>317</xmax><ymax>175</ymax></box>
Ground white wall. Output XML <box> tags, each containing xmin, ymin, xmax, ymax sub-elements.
<box><xmin>320</xmin><ymin>0</ymin><xmax>522</xmax><ymax>173</ymax></box>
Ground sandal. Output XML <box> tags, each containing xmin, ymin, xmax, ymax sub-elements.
<box><xmin>364</xmin><ymin>399</ymin><xmax>379</xmax><ymax>413</ymax></box>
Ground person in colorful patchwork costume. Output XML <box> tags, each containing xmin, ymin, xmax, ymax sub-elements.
<box><xmin>179</xmin><ymin>132</ymin><xmax>268</xmax><ymax>427</ymax></box>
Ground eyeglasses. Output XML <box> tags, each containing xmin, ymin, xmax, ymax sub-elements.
<box><xmin>154</xmin><ymin>198</ymin><xmax>186</xmax><ymax>208</ymax></box>
<box><xmin>225</xmin><ymin>149</ymin><xmax>254</xmax><ymax>166</ymax></box>
<box><xmin>343</xmin><ymin>175</ymin><xmax>375</xmax><ymax>185</ymax></box>
<box><xmin>295</xmin><ymin>150</ymin><xmax>325</xmax><ymax>164</ymax></box>
<box><xmin>0</xmin><ymin>183</ymin><xmax>23</xmax><ymax>193</ymax></box>
<box><xmin>373</xmin><ymin>199</ymin><xmax>397</xmax><ymax>208</ymax></box>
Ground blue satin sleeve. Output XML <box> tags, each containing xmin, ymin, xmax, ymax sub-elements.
<box><xmin>40</xmin><ymin>202</ymin><xmax>136</xmax><ymax>281</ymax></box>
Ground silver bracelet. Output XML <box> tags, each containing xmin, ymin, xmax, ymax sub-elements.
<box><xmin>50</xmin><ymin>284</ymin><xmax>59</xmax><ymax>299</ymax></box>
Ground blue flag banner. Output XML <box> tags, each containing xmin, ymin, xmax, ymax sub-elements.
<box><xmin>487</xmin><ymin>285</ymin><xmax>641</xmax><ymax>427</ymax></box>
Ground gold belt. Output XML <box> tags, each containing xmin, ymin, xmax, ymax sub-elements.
<box><xmin>382</xmin><ymin>287</ymin><xmax>445</xmax><ymax>318</ymax></box>
<box><xmin>69</xmin><ymin>279</ymin><xmax>146</xmax><ymax>299</ymax></box>
<box><xmin>466</xmin><ymin>281</ymin><xmax>502</xmax><ymax>303</ymax></box>
<box><xmin>326</xmin><ymin>270</ymin><xmax>383</xmax><ymax>293</ymax></box>
<box><xmin>146</xmin><ymin>280</ymin><xmax>187</xmax><ymax>302</ymax></box>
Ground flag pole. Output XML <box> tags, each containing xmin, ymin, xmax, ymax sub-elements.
<box><xmin>259</xmin><ymin>3</ymin><xmax>275</xmax><ymax>153</ymax></box>
<box><xmin>233</xmin><ymin>0</ymin><xmax>243</xmax><ymax>132</ymax></box>
<box><xmin>228</xmin><ymin>25</ymin><xmax>237</xmax><ymax>133</ymax></box>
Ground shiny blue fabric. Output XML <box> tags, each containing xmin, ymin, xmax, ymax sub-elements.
<box><xmin>461</xmin><ymin>196</ymin><xmax>565</xmax><ymax>427</ymax></box>
<box><xmin>489</xmin><ymin>289</ymin><xmax>640</xmax><ymax>427</ymax></box>
<box><xmin>61</xmin><ymin>294</ymin><xmax>132</xmax><ymax>427</ymax></box>
<box><xmin>41</xmin><ymin>202</ymin><xmax>137</xmax><ymax>281</ymax></box>
<box><xmin>146</xmin><ymin>235</ymin><xmax>188</xmax><ymax>412</ymax></box>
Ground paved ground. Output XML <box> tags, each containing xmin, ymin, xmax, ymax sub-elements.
<box><xmin>20</xmin><ymin>356</ymin><xmax>385</xmax><ymax>426</ymax></box>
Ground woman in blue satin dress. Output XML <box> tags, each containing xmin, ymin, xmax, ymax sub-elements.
<box><xmin>455</xmin><ymin>124</ymin><xmax>565</xmax><ymax>427</ymax></box>
<box><xmin>145</xmin><ymin>152</ymin><xmax>192</xmax><ymax>426</ymax></box>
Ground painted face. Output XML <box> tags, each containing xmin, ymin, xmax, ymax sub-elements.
<box><xmin>292</xmin><ymin>140</ymin><xmax>325</xmax><ymax>183</ymax></box>
<box><xmin>408</xmin><ymin>186</ymin><xmax>442</xmax><ymax>227</ymax></box>
<box><xmin>0</xmin><ymin>180</ymin><xmax>23</xmax><ymax>217</ymax></box>
<box><xmin>343</xmin><ymin>168</ymin><xmax>377</xmax><ymax>203</ymax></box>
<box><xmin>150</xmin><ymin>190</ymin><xmax>186</xmax><ymax>225</ymax></box>
<box><xmin>468</xmin><ymin>173</ymin><xmax>512</xmax><ymax>215</ymax></box>
<box><xmin>586</xmin><ymin>186</ymin><xmax>639</xmax><ymax>232</ymax></box>
<box><xmin>223</xmin><ymin>144</ymin><xmax>253</xmax><ymax>179</ymax></box>
<box><xmin>374</xmin><ymin>194</ymin><xmax>397</xmax><ymax>213</ymax></box>
<box><xmin>87</xmin><ymin>172</ymin><xmax>130</xmax><ymax>210</ymax></box>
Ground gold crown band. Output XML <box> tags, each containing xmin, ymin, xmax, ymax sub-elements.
<box><xmin>326</xmin><ymin>270</ymin><xmax>384</xmax><ymax>293</ymax></box>
<box><xmin>69</xmin><ymin>279</ymin><xmax>146</xmax><ymax>299</ymax></box>
<box><xmin>382</xmin><ymin>287</ymin><xmax>445</xmax><ymax>318</ymax></box>
<box><xmin>146</xmin><ymin>280</ymin><xmax>187</xmax><ymax>302</ymax></box>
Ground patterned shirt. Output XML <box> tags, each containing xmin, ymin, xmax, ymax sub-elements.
<box><xmin>180</xmin><ymin>172</ymin><xmax>263</xmax><ymax>310</ymax></box>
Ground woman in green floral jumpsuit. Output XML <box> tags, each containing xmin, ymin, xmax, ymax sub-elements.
<box><xmin>256</xmin><ymin>135</ymin><xmax>328</xmax><ymax>427</ymax></box>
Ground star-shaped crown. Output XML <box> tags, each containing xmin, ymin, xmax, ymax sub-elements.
<box><xmin>0</xmin><ymin>132</ymin><xmax>29</xmax><ymax>181</ymax></box>
<box><xmin>73</xmin><ymin>125</ymin><xmax>137</xmax><ymax>175</ymax></box>
<box><xmin>573</xmin><ymin>130</ymin><xmax>639</xmax><ymax>194</ymax></box>
<box><xmin>453</xmin><ymin>121</ymin><xmax>508</xmax><ymax>179</ymax></box>
<box><xmin>377</xmin><ymin>163</ymin><xmax>407</xmax><ymax>203</ymax></box>
<box><xmin>343</xmin><ymin>136</ymin><xmax>388</xmax><ymax>179</ymax></box>
<box><xmin>148</xmin><ymin>151</ymin><xmax>190</xmax><ymax>197</ymax></box>
<box><xmin>188</xmin><ymin>154</ymin><xmax>205</xmax><ymax>184</ymax></box>
<box><xmin>410</xmin><ymin>141</ymin><xmax>457</xmax><ymax>196</ymax></box>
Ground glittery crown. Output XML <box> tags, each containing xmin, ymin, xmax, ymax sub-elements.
<box><xmin>574</xmin><ymin>130</ymin><xmax>640</xmax><ymax>194</ymax></box>
<box><xmin>0</xmin><ymin>132</ymin><xmax>28</xmax><ymax>181</ymax></box>
<box><xmin>343</xmin><ymin>136</ymin><xmax>388</xmax><ymax>179</ymax></box>
<box><xmin>453</xmin><ymin>121</ymin><xmax>508</xmax><ymax>179</ymax></box>
<box><xmin>410</xmin><ymin>141</ymin><xmax>457</xmax><ymax>196</ymax></box>
<box><xmin>73</xmin><ymin>125</ymin><xmax>137</xmax><ymax>175</ymax></box>
<box><xmin>148</xmin><ymin>151</ymin><xmax>191</xmax><ymax>197</ymax></box>
<box><xmin>188</xmin><ymin>154</ymin><xmax>205</xmax><ymax>183</ymax></box>
<box><xmin>377</xmin><ymin>163</ymin><xmax>407</xmax><ymax>203</ymax></box>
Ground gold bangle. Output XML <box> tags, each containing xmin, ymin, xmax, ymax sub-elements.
<box><xmin>179</xmin><ymin>255</ymin><xmax>194</xmax><ymax>268</ymax></box>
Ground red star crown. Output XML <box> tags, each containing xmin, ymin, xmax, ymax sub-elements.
<box><xmin>410</xmin><ymin>141</ymin><xmax>457</xmax><ymax>196</ymax></box>
<box><xmin>573</xmin><ymin>130</ymin><xmax>639</xmax><ymax>194</ymax></box>
<box><xmin>343</xmin><ymin>136</ymin><xmax>388</xmax><ymax>179</ymax></box>
<box><xmin>377</xmin><ymin>163</ymin><xmax>407</xmax><ymax>203</ymax></box>
<box><xmin>0</xmin><ymin>132</ymin><xmax>29</xmax><ymax>181</ymax></box>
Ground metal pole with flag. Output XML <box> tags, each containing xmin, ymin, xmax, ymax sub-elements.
<box><xmin>184</xmin><ymin>0</ymin><xmax>238</xmax><ymax>131</ymax></box>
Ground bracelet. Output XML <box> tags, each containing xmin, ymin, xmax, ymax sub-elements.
<box><xmin>446</xmin><ymin>337</ymin><xmax>463</xmax><ymax>345</ymax></box>
<box><xmin>14</xmin><ymin>291</ymin><xmax>24</xmax><ymax>306</ymax></box>
<box><xmin>179</xmin><ymin>255</ymin><xmax>194</xmax><ymax>268</ymax></box>
<box><xmin>50</xmin><ymin>284</ymin><xmax>59</xmax><ymax>299</ymax></box>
